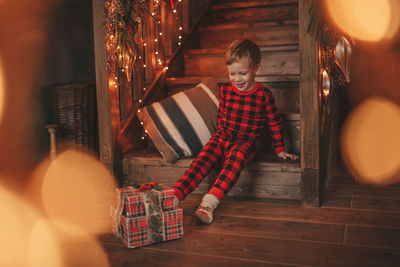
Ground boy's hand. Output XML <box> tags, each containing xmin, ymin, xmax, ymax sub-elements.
<box><xmin>277</xmin><ymin>151</ymin><xmax>299</xmax><ymax>160</ymax></box>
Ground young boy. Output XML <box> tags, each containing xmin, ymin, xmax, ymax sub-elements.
<box><xmin>173</xmin><ymin>39</ymin><xmax>299</xmax><ymax>224</ymax></box>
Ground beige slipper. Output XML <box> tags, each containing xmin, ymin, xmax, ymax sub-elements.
<box><xmin>195</xmin><ymin>205</ymin><xmax>214</xmax><ymax>224</ymax></box>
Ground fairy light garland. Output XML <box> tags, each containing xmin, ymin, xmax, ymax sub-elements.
<box><xmin>105</xmin><ymin>0</ymin><xmax>185</xmax><ymax>142</ymax></box>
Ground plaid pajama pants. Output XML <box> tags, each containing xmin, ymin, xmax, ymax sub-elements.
<box><xmin>173</xmin><ymin>129</ymin><xmax>256</xmax><ymax>201</ymax></box>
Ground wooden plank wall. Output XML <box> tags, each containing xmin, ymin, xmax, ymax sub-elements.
<box><xmin>298</xmin><ymin>0</ymin><xmax>321</xmax><ymax>206</ymax></box>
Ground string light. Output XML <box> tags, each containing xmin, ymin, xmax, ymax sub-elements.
<box><xmin>107</xmin><ymin>0</ymin><xmax>187</xmax><ymax>142</ymax></box>
<box><xmin>322</xmin><ymin>69</ymin><xmax>331</xmax><ymax>99</ymax></box>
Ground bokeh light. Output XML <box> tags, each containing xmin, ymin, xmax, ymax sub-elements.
<box><xmin>341</xmin><ymin>96</ymin><xmax>400</xmax><ymax>185</ymax></box>
<box><xmin>53</xmin><ymin>220</ymin><xmax>110</xmax><ymax>267</ymax></box>
<box><xmin>0</xmin><ymin>56</ymin><xmax>4</xmax><ymax>125</ymax></box>
<box><xmin>39</xmin><ymin>148</ymin><xmax>117</xmax><ymax>235</ymax></box>
<box><xmin>326</xmin><ymin>0</ymin><xmax>400</xmax><ymax>42</ymax></box>
<box><xmin>28</xmin><ymin>219</ymin><xmax>63</xmax><ymax>267</ymax></box>
<box><xmin>0</xmin><ymin>184</ymin><xmax>33</xmax><ymax>266</ymax></box>
<box><xmin>0</xmin><ymin>182</ymin><xmax>110</xmax><ymax>266</ymax></box>
<box><xmin>0</xmin><ymin>184</ymin><xmax>63</xmax><ymax>266</ymax></box>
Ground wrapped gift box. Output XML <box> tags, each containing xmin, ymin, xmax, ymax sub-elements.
<box><xmin>120</xmin><ymin>208</ymin><xmax>183</xmax><ymax>248</ymax></box>
<box><xmin>112</xmin><ymin>186</ymin><xmax>183</xmax><ymax>248</ymax></box>
<box><xmin>122</xmin><ymin>188</ymin><xmax>175</xmax><ymax>217</ymax></box>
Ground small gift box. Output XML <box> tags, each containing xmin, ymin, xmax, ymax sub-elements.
<box><xmin>122</xmin><ymin>187</ymin><xmax>175</xmax><ymax>217</ymax></box>
<box><xmin>119</xmin><ymin>209</ymin><xmax>183</xmax><ymax>248</ymax></box>
<box><xmin>111</xmin><ymin>183</ymin><xmax>184</xmax><ymax>248</ymax></box>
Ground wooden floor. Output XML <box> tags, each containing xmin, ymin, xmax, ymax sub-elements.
<box><xmin>96</xmin><ymin>161</ymin><xmax>400</xmax><ymax>266</ymax></box>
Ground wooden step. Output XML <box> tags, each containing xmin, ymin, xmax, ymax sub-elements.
<box><xmin>213</xmin><ymin>0</ymin><xmax>298</xmax><ymax>11</ymax></box>
<box><xmin>214</xmin><ymin>0</ymin><xmax>298</xmax><ymax>9</ymax></box>
<box><xmin>166</xmin><ymin>77</ymin><xmax>300</xmax><ymax>113</ymax></box>
<box><xmin>198</xmin><ymin>22</ymin><xmax>299</xmax><ymax>49</ymax></box>
<box><xmin>184</xmin><ymin>45</ymin><xmax>299</xmax><ymax>77</ymax></box>
<box><xmin>122</xmin><ymin>147</ymin><xmax>301</xmax><ymax>200</ymax></box>
<box><xmin>211</xmin><ymin>0</ymin><xmax>298</xmax><ymax>24</ymax></box>
<box><xmin>166</xmin><ymin>76</ymin><xmax>299</xmax><ymax>88</ymax></box>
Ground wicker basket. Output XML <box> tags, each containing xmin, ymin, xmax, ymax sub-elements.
<box><xmin>50</xmin><ymin>82</ymin><xmax>99</xmax><ymax>154</ymax></box>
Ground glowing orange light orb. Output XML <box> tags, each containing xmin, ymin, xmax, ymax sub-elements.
<box><xmin>40</xmin><ymin>148</ymin><xmax>118</xmax><ymax>235</ymax></box>
<box><xmin>341</xmin><ymin>96</ymin><xmax>400</xmax><ymax>185</ymax></box>
<box><xmin>326</xmin><ymin>0</ymin><xmax>400</xmax><ymax>42</ymax></box>
<box><xmin>0</xmin><ymin>185</ymin><xmax>63</xmax><ymax>266</ymax></box>
<box><xmin>0</xmin><ymin>57</ymin><xmax>5</xmax><ymax>124</ymax></box>
<box><xmin>28</xmin><ymin>219</ymin><xmax>63</xmax><ymax>267</ymax></box>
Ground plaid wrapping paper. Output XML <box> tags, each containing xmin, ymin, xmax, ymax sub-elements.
<box><xmin>112</xmin><ymin>186</ymin><xmax>183</xmax><ymax>249</ymax></box>
<box><xmin>119</xmin><ymin>209</ymin><xmax>184</xmax><ymax>248</ymax></box>
<box><xmin>122</xmin><ymin>188</ymin><xmax>176</xmax><ymax>217</ymax></box>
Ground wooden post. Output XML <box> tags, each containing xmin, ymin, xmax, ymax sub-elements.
<box><xmin>182</xmin><ymin>0</ymin><xmax>190</xmax><ymax>33</ymax></box>
<box><xmin>299</xmin><ymin>0</ymin><xmax>321</xmax><ymax>206</ymax></box>
<box><xmin>145</xmin><ymin>0</ymin><xmax>156</xmax><ymax>83</ymax></box>
<box><xmin>161</xmin><ymin>2</ymin><xmax>172</xmax><ymax>57</ymax></box>
<box><xmin>92</xmin><ymin>0</ymin><xmax>122</xmax><ymax>178</ymax></box>
<box><xmin>119</xmin><ymin>73</ymin><xmax>132</xmax><ymax>121</ymax></box>
<box><xmin>45</xmin><ymin>124</ymin><xmax>58</xmax><ymax>160</ymax></box>
<box><xmin>168</xmin><ymin>2</ymin><xmax>177</xmax><ymax>59</ymax></box>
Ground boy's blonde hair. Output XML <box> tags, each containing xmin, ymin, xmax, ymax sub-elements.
<box><xmin>225</xmin><ymin>39</ymin><xmax>261</xmax><ymax>69</ymax></box>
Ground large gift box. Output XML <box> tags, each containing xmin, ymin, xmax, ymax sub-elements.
<box><xmin>111</xmin><ymin>184</ymin><xmax>184</xmax><ymax>248</ymax></box>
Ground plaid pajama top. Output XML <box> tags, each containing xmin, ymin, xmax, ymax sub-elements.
<box><xmin>216</xmin><ymin>82</ymin><xmax>285</xmax><ymax>154</ymax></box>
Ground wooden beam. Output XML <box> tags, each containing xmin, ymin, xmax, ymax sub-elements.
<box><xmin>161</xmin><ymin>2</ymin><xmax>172</xmax><ymax>57</ymax></box>
<box><xmin>299</xmin><ymin>0</ymin><xmax>321</xmax><ymax>206</ymax></box>
<box><xmin>92</xmin><ymin>0</ymin><xmax>122</xmax><ymax>178</ymax></box>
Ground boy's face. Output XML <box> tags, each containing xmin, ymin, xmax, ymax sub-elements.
<box><xmin>227</xmin><ymin>58</ymin><xmax>260</xmax><ymax>92</ymax></box>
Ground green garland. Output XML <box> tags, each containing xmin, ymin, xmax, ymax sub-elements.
<box><xmin>104</xmin><ymin>0</ymin><xmax>177</xmax><ymax>81</ymax></box>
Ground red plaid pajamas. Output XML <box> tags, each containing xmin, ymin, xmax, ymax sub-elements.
<box><xmin>173</xmin><ymin>82</ymin><xmax>284</xmax><ymax>201</ymax></box>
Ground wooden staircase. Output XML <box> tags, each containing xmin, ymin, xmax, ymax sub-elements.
<box><xmin>123</xmin><ymin>0</ymin><xmax>302</xmax><ymax>200</ymax></box>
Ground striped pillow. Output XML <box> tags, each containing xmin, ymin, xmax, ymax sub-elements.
<box><xmin>137</xmin><ymin>79</ymin><xmax>220</xmax><ymax>163</ymax></box>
